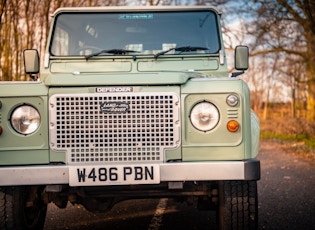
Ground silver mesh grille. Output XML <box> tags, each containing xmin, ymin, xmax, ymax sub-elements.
<box><xmin>49</xmin><ymin>92</ymin><xmax>180</xmax><ymax>164</ymax></box>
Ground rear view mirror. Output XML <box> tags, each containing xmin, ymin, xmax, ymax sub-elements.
<box><xmin>23</xmin><ymin>49</ymin><xmax>40</xmax><ymax>74</ymax></box>
<box><xmin>235</xmin><ymin>46</ymin><xmax>249</xmax><ymax>71</ymax></box>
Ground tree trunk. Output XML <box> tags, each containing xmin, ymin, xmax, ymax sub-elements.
<box><xmin>307</xmin><ymin>80</ymin><xmax>315</xmax><ymax>120</ymax></box>
<box><xmin>291</xmin><ymin>88</ymin><xmax>296</xmax><ymax>118</ymax></box>
<box><xmin>305</xmin><ymin>30</ymin><xmax>315</xmax><ymax>120</ymax></box>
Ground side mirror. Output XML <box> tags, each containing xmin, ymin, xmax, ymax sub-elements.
<box><xmin>23</xmin><ymin>49</ymin><xmax>40</xmax><ymax>74</ymax></box>
<box><xmin>235</xmin><ymin>45</ymin><xmax>249</xmax><ymax>71</ymax></box>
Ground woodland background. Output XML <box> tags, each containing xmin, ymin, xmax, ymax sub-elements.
<box><xmin>1</xmin><ymin>0</ymin><xmax>315</xmax><ymax>151</ymax></box>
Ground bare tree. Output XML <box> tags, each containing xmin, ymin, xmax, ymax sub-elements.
<box><xmin>0</xmin><ymin>0</ymin><xmax>6</xmax><ymax>24</ymax></box>
<box><xmin>242</xmin><ymin>0</ymin><xmax>315</xmax><ymax>120</ymax></box>
<box><xmin>0</xmin><ymin>0</ymin><xmax>234</xmax><ymax>81</ymax></box>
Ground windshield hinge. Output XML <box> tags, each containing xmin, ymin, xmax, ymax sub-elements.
<box><xmin>44</xmin><ymin>53</ymin><xmax>50</xmax><ymax>69</ymax></box>
<box><xmin>219</xmin><ymin>50</ymin><xmax>224</xmax><ymax>65</ymax></box>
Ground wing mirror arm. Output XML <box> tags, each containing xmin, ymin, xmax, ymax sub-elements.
<box><xmin>231</xmin><ymin>71</ymin><xmax>245</xmax><ymax>78</ymax></box>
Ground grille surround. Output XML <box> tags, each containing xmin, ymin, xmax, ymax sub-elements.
<box><xmin>49</xmin><ymin>92</ymin><xmax>180</xmax><ymax>164</ymax></box>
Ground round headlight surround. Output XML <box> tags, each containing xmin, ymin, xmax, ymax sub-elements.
<box><xmin>190</xmin><ymin>101</ymin><xmax>220</xmax><ymax>132</ymax></box>
<box><xmin>10</xmin><ymin>105</ymin><xmax>41</xmax><ymax>135</ymax></box>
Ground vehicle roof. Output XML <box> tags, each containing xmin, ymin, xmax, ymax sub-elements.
<box><xmin>52</xmin><ymin>5</ymin><xmax>222</xmax><ymax>16</ymax></box>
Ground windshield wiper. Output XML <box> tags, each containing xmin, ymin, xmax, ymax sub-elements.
<box><xmin>85</xmin><ymin>49</ymin><xmax>137</xmax><ymax>60</ymax></box>
<box><xmin>154</xmin><ymin>46</ymin><xmax>209</xmax><ymax>59</ymax></box>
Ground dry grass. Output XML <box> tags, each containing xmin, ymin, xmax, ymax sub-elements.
<box><xmin>259</xmin><ymin>117</ymin><xmax>315</xmax><ymax>160</ymax></box>
<box><xmin>260</xmin><ymin>117</ymin><xmax>315</xmax><ymax>138</ymax></box>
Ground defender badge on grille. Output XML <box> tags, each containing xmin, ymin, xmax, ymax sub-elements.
<box><xmin>96</xmin><ymin>87</ymin><xmax>133</xmax><ymax>93</ymax></box>
<box><xmin>100</xmin><ymin>102</ymin><xmax>130</xmax><ymax>114</ymax></box>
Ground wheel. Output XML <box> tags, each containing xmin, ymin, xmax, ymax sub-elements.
<box><xmin>217</xmin><ymin>180</ymin><xmax>258</xmax><ymax>230</ymax></box>
<box><xmin>0</xmin><ymin>186</ymin><xmax>47</xmax><ymax>230</ymax></box>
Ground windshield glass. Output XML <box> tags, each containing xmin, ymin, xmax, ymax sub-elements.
<box><xmin>50</xmin><ymin>10</ymin><xmax>220</xmax><ymax>57</ymax></box>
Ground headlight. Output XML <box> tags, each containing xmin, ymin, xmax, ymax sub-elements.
<box><xmin>11</xmin><ymin>105</ymin><xmax>41</xmax><ymax>135</ymax></box>
<box><xmin>190</xmin><ymin>101</ymin><xmax>220</xmax><ymax>132</ymax></box>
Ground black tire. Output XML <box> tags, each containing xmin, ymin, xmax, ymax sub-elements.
<box><xmin>217</xmin><ymin>180</ymin><xmax>258</xmax><ymax>230</ymax></box>
<box><xmin>0</xmin><ymin>186</ymin><xmax>47</xmax><ymax>230</ymax></box>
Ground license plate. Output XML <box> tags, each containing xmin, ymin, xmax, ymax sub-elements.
<box><xmin>69</xmin><ymin>164</ymin><xmax>160</xmax><ymax>186</ymax></box>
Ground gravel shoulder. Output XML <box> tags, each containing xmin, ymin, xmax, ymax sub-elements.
<box><xmin>258</xmin><ymin>140</ymin><xmax>315</xmax><ymax>230</ymax></box>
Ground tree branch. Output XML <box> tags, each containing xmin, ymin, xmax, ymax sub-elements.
<box><xmin>277</xmin><ymin>0</ymin><xmax>306</xmax><ymax>25</ymax></box>
<box><xmin>251</xmin><ymin>47</ymin><xmax>306</xmax><ymax>59</ymax></box>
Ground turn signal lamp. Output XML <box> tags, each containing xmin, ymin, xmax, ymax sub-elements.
<box><xmin>0</xmin><ymin>126</ymin><xmax>2</xmax><ymax>136</ymax></box>
<box><xmin>227</xmin><ymin>120</ymin><xmax>239</xmax><ymax>132</ymax></box>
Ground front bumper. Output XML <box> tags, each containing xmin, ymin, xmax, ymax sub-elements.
<box><xmin>0</xmin><ymin>159</ymin><xmax>260</xmax><ymax>186</ymax></box>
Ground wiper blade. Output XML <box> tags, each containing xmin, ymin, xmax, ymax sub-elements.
<box><xmin>85</xmin><ymin>49</ymin><xmax>137</xmax><ymax>60</ymax></box>
<box><xmin>154</xmin><ymin>46</ymin><xmax>209</xmax><ymax>59</ymax></box>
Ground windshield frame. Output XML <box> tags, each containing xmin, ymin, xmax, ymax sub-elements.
<box><xmin>49</xmin><ymin>8</ymin><xmax>222</xmax><ymax>58</ymax></box>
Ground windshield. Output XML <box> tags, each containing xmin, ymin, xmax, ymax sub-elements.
<box><xmin>50</xmin><ymin>10</ymin><xmax>221</xmax><ymax>57</ymax></box>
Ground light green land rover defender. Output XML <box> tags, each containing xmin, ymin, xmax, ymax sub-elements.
<box><xmin>0</xmin><ymin>6</ymin><xmax>260</xmax><ymax>230</ymax></box>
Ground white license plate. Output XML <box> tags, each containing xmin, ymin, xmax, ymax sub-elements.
<box><xmin>69</xmin><ymin>164</ymin><xmax>160</xmax><ymax>186</ymax></box>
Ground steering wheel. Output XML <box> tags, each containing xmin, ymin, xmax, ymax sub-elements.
<box><xmin>74</xmin><ymin>46</ymin><xmax>102</xmax><ymax>55</ymax></box>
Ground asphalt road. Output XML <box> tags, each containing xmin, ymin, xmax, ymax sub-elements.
<box><xmin>257</xmin><ymin>140</ymin><xmax>315</xmax><ymax>230</ymax></box>
<box><xmin>44</xmin><ymin>140</ymin><xmax>315</xmax><ymax>230</ymax></box>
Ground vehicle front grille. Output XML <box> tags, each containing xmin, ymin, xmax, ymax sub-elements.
<box><xmin>49</xmin><ymin>92</ymin><xmax>180</xmax><ymax>164</ymax></box>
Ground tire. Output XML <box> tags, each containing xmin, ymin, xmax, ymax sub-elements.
<box><xmin>0</xmin><ymin>186</ymin><xmax>47</xmax><ymax>230</ymax></box>
<box><xmin>217</xmin><ymin>180</ymin><xmax>258</xmax><ymax>230</ymax></box>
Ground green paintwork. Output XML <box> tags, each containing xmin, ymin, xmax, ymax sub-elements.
<box><xmin>42</xmin><ymin>72</ymin><xmax>191</xmax><ymax>86</ymax></box>
<box><xmin>0</xmin><ymin>6</ymin><xmax>260</xmax><ymax>167</ymax></box>
<box><xmin>0</xmin><ymin>82</ymin><xmax>47</xmax><ymax>97</ymax></box>
<box><xmin>180</xmin><ymin>78</ymin><xmax>254</xmax><ymax>160</ymax></box>
<box><xmin>137</xmin><ymin>59</ymin><xmax>219</xmax><ymax>72</ymax></box>
<box><xmin>0</xmin><ymin>150</ymin><xmax>49</xmax><ymax>165</ymax></box>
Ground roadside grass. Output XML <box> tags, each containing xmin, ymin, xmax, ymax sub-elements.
<box><xmin>259</xmin><ymin>118</ymin><xmax>315</xmax><ymax>159</ymax></box>
<box><xmin>260</xmin><ymin>131</ymin><xmax>315</xmax><ymax>149</ymax></box>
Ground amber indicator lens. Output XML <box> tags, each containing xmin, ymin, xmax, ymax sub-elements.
<box><xmin>227</xmin><ymin>120</ymin><xmax>239</xmax><ymax>132</ymax></box>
